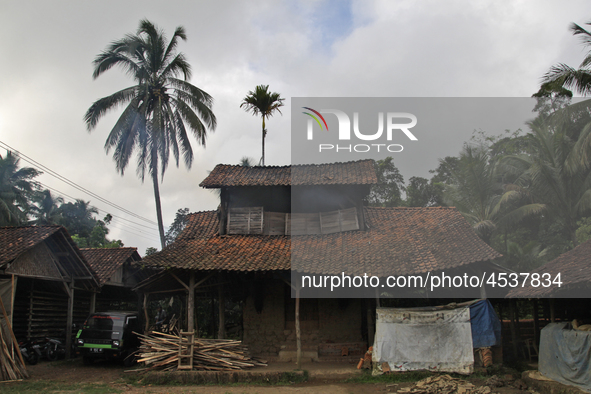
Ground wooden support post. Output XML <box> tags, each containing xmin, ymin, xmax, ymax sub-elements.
<box><xmin>64</xmin><ymin>281</ymin><xmax>74</xmax><ymax>359</ymax></box>
<box><xmin>509</xmin><ymin>299</ymin><xmax>519</xmax><ymax>359</ymax></box>
<box><xmin>27</xmin><ymin>280</ymin><xmax>34</xmax><ymax>339</ymax></box>
<box><xmin>217</xmin><ymin>275</ymin><xmax>225</xmax><ymax>339</ymax></box>
<box><xmin>550</xmin><ymin>299</ymin><xmax>555</xmax><ymax>322</ymax></box>
<box><xmin>533</xmin><ymin>299</ymin><xmax>540</xmax><ymax>347</ymax></box>
<box><xmin>295</xmin><ymin>284</ymin><xmax>302</xmax><ymax>370</ymax></box>
<box><xmin>367</xmin><ymin>299</ymin><xmax>375</xmax><ymax>347</ymax></box>
<box><xmin>188</xmin><ymin>272</ymin><xmax>195</xmax><ymax>332</ymax></box>
<box><xmin>89</xmin><ymin>292</ymin><xmax>96</xmax><ymax>314</ymax></box>
<box><xmin>143</xmin><ymin>293</ymin><xmax>149</xmax><ymax>331</ymax></box>
<box><xmin>10</xmin><ymin>274</ymin><xmax>15</xmax><ymax>327</ymax></box>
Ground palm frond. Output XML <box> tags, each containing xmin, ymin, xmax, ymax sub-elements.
<box><xmin>85</xmin><ymin>87</ymin><xmax>137</xmax><ymax>130</ymax></box>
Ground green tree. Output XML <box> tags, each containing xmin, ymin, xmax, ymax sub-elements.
<box><xmin>0</xmin><ymin>151</ymin><xmax>40</xmax><ymax>226</ymax></box>
<box><xmin>145</xmin><ymin>247</ymin><xmax>158</xmax><ymax>256</ymax></box>
<box><xmin>367</xmin><ymin>157</ymin><xmax>405</xmax><ymax>207</ymax></box>
<box><xmin>406</xmin><ymin>176</ymin><xmax>443</xmax><ymax>207</ymax></box>
<box><xmin>85</xmin><ymin>20</ymin><xmax>217</xmax><ymax>248</ymax></box>
<box><xmin>240</xmin><ymin>85</ymin><xmax>284</xmax><ymax>166</ymax></box>
<box><xmin>502</xmin><ymin>114</ymin><xmax>591</xmax><ymax>247</ymax></box>
<box><xmin>446</xmin><ymin>145</ymin><xmax>543</xmax><ymax>245</ymax></box>
<box><xmin>541</xmin><ymin>20</ymin><xmax>591</xmax><ymax>95</ymax></box>
<box><xmin>165</xmin><ymin>207</ymin><xmax>190</xmax><ymax>245</ymax></box>
<box><xmin>30</xmin><ymin>189</ymin><xmax>63</xmax><ymax>225</ymax></box>
<box><xmin>58</xmin><ymin>199</ymin><xmax>99</xmax><ymax>238</ymax></box>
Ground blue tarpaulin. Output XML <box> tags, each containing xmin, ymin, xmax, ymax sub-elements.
<box><xmin>539</xmin><ymin>322</ymin><xmax>591</xmax><ymax>393</ymax></box>
<box><xmin>469</xmin><ymin>300</ymin><xmax>502</xmax><ymax>348</ymax></box>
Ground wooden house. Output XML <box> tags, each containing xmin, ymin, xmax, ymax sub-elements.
<box><xmin>138</xmin><ymin>160</ymin><xmax>502</xmax><ymax>362</ymax></box>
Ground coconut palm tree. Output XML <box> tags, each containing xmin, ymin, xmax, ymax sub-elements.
<box><xmin>446</xmin><ymin>146</ymin><xmax>544</xmax><ymax>245</ymax></box>
<box><xmin>502</xmin><ymin>115</ymin><xmax>591</xmax><ymax>247</ymax></box>
<box><xmin>30</xmin><ymin>189</ymin><xmax>64</xmax><ymax>225</ymax></box>
<box><xmin>0</xmin><ymin>151</ymin><xmax>40</xmax><ymax>226</ymax></box>
<box><xmin>240</xmin><ymin>85</ymin><xmax>284</xmax><ymax>166</ymax></box>
<box><xmin>85</xmin><ymin>20</ymin><xmax>217</xmax><ymax>248</ymax></box>
<box><xmin>542</xmin><ymin>21</ymin><xmax>591</xmax><ymax>95</ymax></box>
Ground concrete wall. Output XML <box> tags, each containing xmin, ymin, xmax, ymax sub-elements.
<box><xmin>242</xmin><ymin>280</ymin><xmax>364</xmax><ymax>357</ymax></box>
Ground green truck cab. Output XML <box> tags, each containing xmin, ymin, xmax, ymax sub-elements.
<box><xmin>76</xmin><ymin>311</ymin><xmax>142</xmax><ymax>365</ymax></box>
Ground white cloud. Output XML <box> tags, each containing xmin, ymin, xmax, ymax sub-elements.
<box><xmin>0</xmin><ymin>0</ymin><xmax>589</xmax><ymax>253</ymax></box>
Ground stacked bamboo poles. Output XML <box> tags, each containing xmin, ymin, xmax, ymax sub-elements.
<box><xmin>0</xmin><ymin>295</ymin><xmax>28</xmax><ymax>381</ymax></box>
<box><xmin>135</xmin><ymin>331</ymin><xmax>267</xmax><ymax>372</ymax></box>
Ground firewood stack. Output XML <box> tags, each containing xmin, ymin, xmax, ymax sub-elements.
<box><xmin>0</xmin><ymin>298</ymin><xmax>28</xmax><ymax>381</ymax></box>
<box><xmin>135</xmin><ymin>331</ymin><xmax>267</xmax><ymax>372</ymax></box>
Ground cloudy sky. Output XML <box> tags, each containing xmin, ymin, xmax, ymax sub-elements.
<box><xmin>0</xmin><ymin>0</ymin><xmax>589</xmax><ymax>254</ymax></box>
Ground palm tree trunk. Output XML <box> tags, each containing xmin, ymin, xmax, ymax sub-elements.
<box><xmin>261</xmin><ymin>116</ymin><xmax>266</xmax><ymax>166</ymax></box>
<box><xmin>151</xmin><ymin>145</ymin><xmax>167</xmax><ymax>248</ymax></box>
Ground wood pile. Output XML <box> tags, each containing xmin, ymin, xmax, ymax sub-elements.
<box><xmin>135</xmin><ymin>331</ymin><xmax>267</xmax><ymax>372</ymax></box>
<box><xmin>0</xmin><ymin>296</ymin><xmax>28</xmax><ymax>381</ymax></box>
<box><xmin>397</xmin><ymin>375</ymin><xmax>493</xmax><ymax>394</ymax></box>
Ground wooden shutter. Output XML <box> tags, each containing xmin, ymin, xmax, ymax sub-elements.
<box><xmin>227</xmin><ymin>207</ymin><xmax>264</xmax><ymax>234</ymax></box>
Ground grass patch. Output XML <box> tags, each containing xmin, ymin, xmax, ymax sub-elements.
<box><xmin>0</xmin><ymin>381</ymin><xmax>121</xmax><ymax>394</ymax></box>
<box><xmin>126</xmin><ymin>369</ymin><xmax>309</xmax><ymax>387</ymax></box>
<box><xmin>345</xmin><ymin>370</ymin><xmax>433</xmax><ymax>384</ymax></box>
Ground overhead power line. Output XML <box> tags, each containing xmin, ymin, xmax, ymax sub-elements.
<box><xmin>0</xmin><ymin>140</ymin><xmax>158</xmax><ymax>226</ymax></box>
<box><xmin>37</xmin><ymin>182</ymin><xmax>162</xmax><ymax>242</ymax></box>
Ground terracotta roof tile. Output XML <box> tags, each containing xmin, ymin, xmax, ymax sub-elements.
<box><xmin>80</xmin><ymin>247</ymin><xmax>140</xmax><ymax>285</ymax></box>
<box><xmin>507</xmin><ymin>240</ymin><xmax>591</xmax><ymax>298</ymax></box>
<box><xmin>199</xmin><ymin>160</ymin><xmax>377</xmax><ymax>188</ymax></box>
<box><xmin>0</xmin><ymin>226</ymin><xmax>63</xmax><ymax>267</ymax></box>
<box><xmin>0</xmin><ymin>225</ymin><xmax>99</xmax><ymax>288</ymax></box>
<box><xmin>142</xmin><ymin>207</ymin><xmax>501</xmax><ymax>275</ymax></box>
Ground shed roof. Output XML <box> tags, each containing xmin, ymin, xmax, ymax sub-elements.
<box><xmin>80</xmin><ymin>247</ymin><xmax>141</xmax><ymax>285</ymax></box>
<box><xmin>507</xmin><ymin>240</ymin><xmax>591</xmax><ymax>298</ymax></box>
<box><xmin>141</xmin><ymin>207</ymin><xmax>501</xmax><ymax>276</ymax></box>
<box><xmin>199</xmin><ymin>160</ymin><xmax>378</xmax><ymax>188</ymax></box>
<box><xmin>0</xmin><ymin>225</ymin><xmax>99</xmax><ymax>288</ymax></box>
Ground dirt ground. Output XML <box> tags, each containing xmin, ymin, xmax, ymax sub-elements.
<box><xmin>19</xmin><ymin>358</ymin><xmax>531</xmax><ymax>394</ymax></box>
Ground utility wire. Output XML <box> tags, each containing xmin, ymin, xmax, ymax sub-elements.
<box><xmin>0</xmin><ymin>140</ymin><xmax>158</xmax><ymax>225</ymax></box>
<box><xmin>37</xmin><ymin>181</ymin><xmax>162</xmax><ymax>242</ymax></box>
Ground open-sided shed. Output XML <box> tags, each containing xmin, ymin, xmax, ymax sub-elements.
<box><xmin>0</xmin><ymin>225</ymin><xmax>99</xmax><ymax>356</ymax></box>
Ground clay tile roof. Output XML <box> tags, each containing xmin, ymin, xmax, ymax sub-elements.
<box><xmin>199</xmin><ymin>160</ymin><xmax>378</xmax><ymax>188</ymax></box>
<box><xmin>80</xmin><ymin>247</ymin><xmax>141</xmax><ymax>285</ymax></box>
<box><xmin>141</xmin><ymin>207</ymin><xmax>500</xmax><ymax>275</ymax></box>
<box><xmin>0</xmin><ymin>225</ymin><xmax>99</xmax><ymax>288</ymax></box>
<box><xmin>507</xmin><ymin>240</ymin><xmax>591</xmax><ymax>298</ymax></box>
<box><xmin>0</xmin><ymin>225</ymin><xmax>62</xmax><ymax>267</ymax></box>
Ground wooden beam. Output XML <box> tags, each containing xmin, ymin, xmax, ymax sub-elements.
<box><xmin>295</xmin><ymin>284</ymin><xmax>301</xmax><ymax>370</ymax></box>
<box><xmin>89</xmin><ymin>292</ymin><xmax>96</xmax><ymax>314</ymax></box>
<box><xmin>187</xmin><ymin>272</ymin><xmax>195</xmax><ymax>332</ymax></box>
<box><xmin>169</xmin><ymin>272</ymin><xmax>190</xmax><ymax>291</ymax></box>
<box><xmin>64</xmin><ymin>281</ymin><xmax>74</xmax><ymax>359</ymax></box>
<box><xmin>143</xmin><ymin>293</ymin><xmax>149</xmax><ymax>331</ymax></box>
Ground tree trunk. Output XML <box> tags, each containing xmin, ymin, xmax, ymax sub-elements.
<box><xmin>151</xmin><ymin>147</ymin><xmax>166</xmax><ymax>249</ymax></box>
<box><xmin>261</xmin><ymin>116</ymin><xmax>266</xmax><ymax>166</ymax></box>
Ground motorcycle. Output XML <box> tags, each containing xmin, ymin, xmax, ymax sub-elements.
<box><xmin>44</xmin><ymin>337</ymin><xmax>66</xmax><ymax>361</ymax></box>
<box><xmin>18</xmin><ymin>339</ymin><xmax>42</xmax><ymax>365</ymax></box>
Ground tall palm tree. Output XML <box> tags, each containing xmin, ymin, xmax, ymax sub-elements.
<box><xmin>542</xmin><ymin>21</ymin><xmax>591</xmax><ymax>95</ymax></box>
<box><xmin>0</xmin><ymin>151</ymin><xmax>40</xmax><ymax>226</ymax></box>
<box><xmin>240</xmin><ymin>85</ymin><xmax>284</xmax><ymax>166</ymax></box>
<box><xmin>31</xmin><ymin>189</ymin><xmax>64</xmax><ymax>225</ymax></box>
<box><xmin>85</xmin><ymin>20</ymin><xmax>217</xmax><ymax>248</ymax></box>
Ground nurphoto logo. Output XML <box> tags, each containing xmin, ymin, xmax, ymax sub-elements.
<box><xmin>302</xmin><ymin>107</ymin><xmax>418</xmax><ymax>153</ymax></box>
